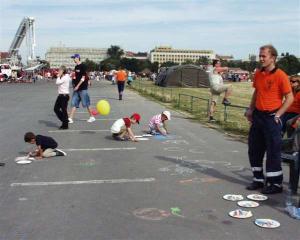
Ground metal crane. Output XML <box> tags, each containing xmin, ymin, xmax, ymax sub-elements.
<box><xmin>8</xmin><ymin>17</ymin><xmax>36</xmax><ymax>65</ymax></box>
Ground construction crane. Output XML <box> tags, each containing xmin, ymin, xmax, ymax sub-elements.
<box><xmin>8</xmin><ymin>17</ymin><xmax>36</xmax><ymax>65</ymax></box>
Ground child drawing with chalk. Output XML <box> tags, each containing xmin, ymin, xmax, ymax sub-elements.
<box><xmin>148</xmin><ymin>111</ymin><xmax>171</xmax><ymax>136</ymax></box>
<box><xmin>24</xmin><ymin>132</ymin><xmax>66</xmax><ymax>159</ymax></box>
<box><xmin>110</xmin><ymin>113</ymin><xmax>141</xmax><ymax>142</ymax></box>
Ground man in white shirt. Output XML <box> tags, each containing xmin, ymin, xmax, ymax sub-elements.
<box><xmin>54</xmin><ymin>65</ymin><xmax>71</xmax><ymax>129</ymax></box>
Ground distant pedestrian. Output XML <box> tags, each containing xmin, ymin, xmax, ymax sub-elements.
<box><xmin>245</xmin><ymin>44</ymin><xmax>294</xmax><ymax>194</ymax></box>
<box><xmin>115</xmin><ymin>67</ymin><xmax>127</xmax><ymax>100</ymax></box>
<box><xmin>208</xmin><ymin>59</ymin><xmax>232</xmax><ymax>122</ymax></box>
<box><xmin>127</xmin><ymin>71</ymin><xmax>133</xmax><ymax>86</ymax></box>
<box><xmin>24</xmin><ymin>132</ymin><xmax>66</xmax><ymax>159</ymax></box>
<box><xmin>54</xmin><ymin>65</ymin><xmax>70</xmax><ymax>129</ymax></box>
<box><xmin>68</xmin><ymin>54</ymin><xmax>95</xmax><ymax>123</ymax></box>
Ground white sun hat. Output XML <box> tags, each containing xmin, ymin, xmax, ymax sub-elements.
<box><xmin>162</xmin><ymin>111</ymin><xmax>171</xmax><ymax>120</ymax></box>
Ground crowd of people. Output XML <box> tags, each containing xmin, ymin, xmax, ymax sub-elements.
<box><xmin>20</xmin><ymin>45</ymin><xmax>300</xmax><ymax>197</ymax></box>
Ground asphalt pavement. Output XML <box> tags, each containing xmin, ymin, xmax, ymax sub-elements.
<box><xmin>0</xmin><ymin>79</ymin><xmax>299</xmax><ymax>240</ymax></box>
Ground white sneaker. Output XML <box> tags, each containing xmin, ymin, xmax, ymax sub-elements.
<box><xmin>55</xmin><ymin>149</ymin><xmax>67</xmax><ymax>156</ymax></box>
<box><xmin>68</xmin><ymin>118</ymin><xmax>74</xmax><ymax>123</ymax></box>
<box><xmin>87</xmin><ymin>116</ymin><xmax>96</xmax><ymax>123</ymax></box>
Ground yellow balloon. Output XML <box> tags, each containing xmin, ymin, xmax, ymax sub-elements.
<box><xmin>96</xmin><ymin>100</ymin><xmax>110</xmax><ymax>115</ymax></box>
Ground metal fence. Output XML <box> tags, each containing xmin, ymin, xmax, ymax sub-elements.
<box><xmin>131</xmin><ymin>78</ymin><xmax>249</xmax><ymax>133</ymax></box>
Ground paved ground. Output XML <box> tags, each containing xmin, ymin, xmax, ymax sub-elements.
<box><xmin>0</xmin><ymin>80</ymin><xmax>299</xmax><ymax>240</ymax></box>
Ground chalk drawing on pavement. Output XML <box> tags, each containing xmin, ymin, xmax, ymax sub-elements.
<box><xmin>133</xmin><ymin>208</ymin><xmax>170</xmax><ymax>221</ymax></box>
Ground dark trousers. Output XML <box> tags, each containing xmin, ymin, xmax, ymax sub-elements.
<box><xmin>54</xmin><ymin>94</ymin><xmax>69</xmax><ymax>127</ymax></box>
<box><xmin>248</xmin><ymin>109</ymin><xmax>283</xmax><ymax>185</ymax></box>
<box><xmin>117</xmin><ymin>81</ymin><xmax>125</xmax><ymax>94</ymax></box>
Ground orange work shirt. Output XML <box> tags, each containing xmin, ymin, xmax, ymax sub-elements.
<box><xmin>253</xmin><ymin>68</ymin><xmax>291</xmax><ymax>111</ymax></box>
<box><xmin>116</xmin><ymin>70</ymin><xmax>127</xmax><ymax>81</ymax></box>
<box><xmin>287</xmin><ymin>91</ymin><xmax>300</xmax><ymax>113</ymax></box>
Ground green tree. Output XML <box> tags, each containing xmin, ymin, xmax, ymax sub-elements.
<box><xmin>100</xmin><ymin>58</ymin><xmax>120</xmax><ymax>71</ymax></box>
<box><xmin>83</xmin><ymin>58</ymin><xmax>99</xmax><ymax>71</ymax></box>
<box><xmin>195</xmin><ymin>56</ymin><xmax>209</xmax><ymax>65</ymax></box>
<box><xmin>181</xmin><ymin>59</ymin><xmax>194</xmax><ymax>65</ymax></box>
<box><xmin>277</xmin><ymin>54</ymin><xmax>300</xmax><ymax>75</ymax></box>
<box><xmin>107</xmin><ymin>45</ymin><xmax>124</xmax><ymax>59</ymax></box>
<box><xmin>160</xmin><ymin>61</ymin><xmax>178</xmax><ymax>68</ymax></box>
<box><xmin>120</xmin><ymin>58</ymin><xmax>139</xmax><ymax>72</ymax></box>
<box><xmin>150</xmin><ymin>61</ymin><xmax>159</xmax><ymax>73</ymax></box>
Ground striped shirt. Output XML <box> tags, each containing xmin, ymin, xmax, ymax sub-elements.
<box><xmin>149</xmin><ymin>114</ymin><xmax>162</xmax><ymax>128</ymax></box>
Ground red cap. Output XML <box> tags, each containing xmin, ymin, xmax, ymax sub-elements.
<box><xmin>131</xmin><ymin>113</ymin><xmax>141</xmax><ymax>124</ymax></box>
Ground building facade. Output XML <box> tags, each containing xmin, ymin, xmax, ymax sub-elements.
<box><xmin>45</xmin><ymin>47</ymin><xmax>108</xmax><ymax>68</ymax></box>
<box><xmin>150</xmin><ymin>46</ymin><xmax>215</xmax><ymax>65</ymax></box>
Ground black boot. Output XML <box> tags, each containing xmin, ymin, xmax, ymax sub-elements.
<box><xmin>246</xmin><ymin>181</ymin><xmax>264</xmax><ymax>190</ymax></box>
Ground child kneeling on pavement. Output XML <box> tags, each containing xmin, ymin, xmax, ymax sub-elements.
<box><xmin>111</xmin><ymin>113</ymin><xmax>141</xmax><ymax>142</ymax></box>
<box><xmin>24</xmin><ymin>132</ymin><xmax>66</xmax><ymax>159</ymax></box>
<box><xmin>148</xmin><ymin>111</ymin><xmax>171</xmax><ymax>136</ymax></box>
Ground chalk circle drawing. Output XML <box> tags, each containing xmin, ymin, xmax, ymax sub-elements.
<box><xmin>163</xmin><ymin>147</ymin><xmax>185</xmax><ymax>152</ymax></box>
<box><xmin>133</xmin><ymin>208</ymin><xmax>171</xmax><ymax>221</ymax></box>
<box><xmin>179</xmin><ymin>177</ymin><xmax>220</xmax><ymax>184</ymax></box>
<box><xmin>162</xmin><ymin>140</ymin><xmax>189</xmax><ymax>145</ymax></box>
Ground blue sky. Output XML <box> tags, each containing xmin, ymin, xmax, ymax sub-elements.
<box><xmin>0</xmin><ymin>0</ymin><xmax>299</xmax><ymax>60</ymax></box>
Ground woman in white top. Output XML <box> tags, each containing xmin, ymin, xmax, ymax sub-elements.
<box><xmin>54</xmin><ymin>65</ymin><xmax>71</xmax><ymax>129</ymax></box>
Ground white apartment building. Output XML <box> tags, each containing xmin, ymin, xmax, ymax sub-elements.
<box><xmin>150</xmin><ymin>46</ymin><xmax>215</xmax><ymax>65</ymax></box>
<box><xmin>45</xmin><ymin>47</ymin><xmax>108</xmax><ymax>68</ymax></box>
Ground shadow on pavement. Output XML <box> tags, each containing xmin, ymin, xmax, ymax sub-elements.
<box><xmin>38</xmin><ymin>120</ymin><xmax>59</xmax><ymax>128</ymax></box>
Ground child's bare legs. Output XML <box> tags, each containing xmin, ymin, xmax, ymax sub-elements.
<box><xmin>69</xmin><ymin>107</ymin><xmax>76</xmax><ymax>120</ymax></box>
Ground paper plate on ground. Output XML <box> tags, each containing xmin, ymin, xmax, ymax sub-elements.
<box><xmin>237</xmin><ymin>200</ymin><xmax>259</xmax><ymax>208</ymax></box>
<box><xmin>254</xmin><ymin>219</ymin><xmax>280</xmax><ymax>228</ymax></box>
<box><xmin>229</xmin><ymin>209</ymin><xmax>253</xmax><ymax>219</ymax></box>
<box><xmin>223</xmin><ymin>194</ymin><xmax>244</xmax><ymax>201</ymax></box>
<box><xmin>142</xmin><ymin>134</ymin><xmax>153</xmax><ymax>137</ymax></box>
<box><xmin>247</xmin><ymin>194</ymin><xmax>268</xmax><ymax>201</ymax></box>
<box><xmin>15</xmin><ymin>156</ymin><xmax>34</xmax><ymax>164</ymax></box>
<box><xmin>136</xmin><ymin>137</ymin><xmax>149</xmax><ymax>141</ymax></box>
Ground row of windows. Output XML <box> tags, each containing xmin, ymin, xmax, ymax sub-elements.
<box><xmin>152</xmin><ymin>55</ymin><xmax>212</xmax><ymax>59</ymax></box>
<box><xmin>152</xmin><ymin>56</ymin><xmax>212</xmax><ymax>61</ymax></box>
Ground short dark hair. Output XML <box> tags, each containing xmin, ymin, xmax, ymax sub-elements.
<box><xmin>24</xmin><ymin>132</ymin><xmax>35</xmax><ymax>142</ymax></box>
<box><xmin>212</xmin><ymin>59</ymin><xmax>220</xmax><ymax>67</ymax></box>
<box><xmin>260</xmin><ymin>44</ymin><xmax>278</xmax><ymax>59</ymax></box>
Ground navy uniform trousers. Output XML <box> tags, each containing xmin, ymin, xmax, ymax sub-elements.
<box><xmin>248</xmin><ymin>109</ymin><xmax>283</xmax><ymax>185</ymax></box>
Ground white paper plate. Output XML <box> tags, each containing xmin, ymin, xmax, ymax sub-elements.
<box><xmin>229</xmin><ymin>209</ymin><xmax>253</xmax><ymax>219</ymax></box>
<box><xmin>254</xmin><ymin>219</ymin><xmax>280</xmax><ymax>228</ymax></box>
<box><xmin>16</xmin><ymin>159</ymin><xmax>32</xmax><ymax>164</ymax></box>
<box><xmin>237</xmin><ymin>200</ymin><xmax>259</xmax><ymax>208</ymax></box>
<box><xmin>15</xmin><ymin>156</ymin><xmax>34</xmax><ymax>164</ymax></box>
<box><xmin>247</xmin><ymin>194</ymin><xmax>268</xmax><ymax>201</ymax></box>
<box><xmin>223</xmin><ymin>194</ymin><xmax>244</xmax><ymax>201</ymax></box>
<box><xmin>137</xmin><ymin>137</ymin><xmax>149</xmax><ymax>141</ymax></box>
<box><xmin>142</xmin><ymin>134</ymin><xmax>153</xmax><ymax>137</ymax></box>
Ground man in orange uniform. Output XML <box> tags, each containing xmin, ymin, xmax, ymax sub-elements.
<box><xmin>245</xmin><ymin>45</ymin><xmax>294</xmax><ymax>194</ymax></box>
<box><xmin>115</xmin><ymin>67</ymin><xmax>127</xmax><ymax>100</ymax></box>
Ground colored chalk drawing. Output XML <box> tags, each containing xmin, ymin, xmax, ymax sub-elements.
<box><xmin>133</xmin><ymin>208</ymin><xmax>171</xmax><ymax>221</ymax></box>
<box><xmin>170</xmin><ymin>207</ymin><xmax>185</xmax><ymax>217</ymax></box>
